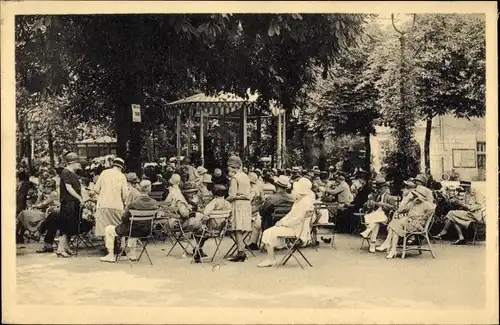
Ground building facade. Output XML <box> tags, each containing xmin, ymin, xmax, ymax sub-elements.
<box><xmin>371</xmin><ymin>115</ymin><xmax>486</xmax><ymax>181</ymax></box>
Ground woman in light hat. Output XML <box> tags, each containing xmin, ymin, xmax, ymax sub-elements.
<box><xmin>384</xmin><ymin>187</ymin><xmax>436</xmax><ymax>258</ymax></box>
<box><xmin>258</xmin><ymin>177</ymin><xmax>315</xmax><ymax>267</ymax></box>
<box><xmin>226</xmin><ymin>155</ymin><xmax>253</xmax><ymax>262</ymax></box>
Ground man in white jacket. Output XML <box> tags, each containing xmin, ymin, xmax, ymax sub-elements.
<box><xmin>93</xmin><ymin>158</ymin><xmax>128</xmax><ymax>247</ymax></box>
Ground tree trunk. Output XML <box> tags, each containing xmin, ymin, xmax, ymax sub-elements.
<box><xmin>18</xmin><ymin>119</ymin><xmax>25</xmax><ymax>166</ymax></box>
<box><xmin>255</xmin><ymin>113</ymin><xmax>262</xmax><ymax>159</ymax></box>
<box><xmin>26</xmin><ymin>132</ymin><xmax>33</xmax><ymax>173</ymax></box>
<box><xmin>317</xmin><ymin>133</ymin><xmax>327</xmax><ymax>170</ymax></box>
<box><xmin>304</xmin><ymin>130</ymin><xmax>314</xmax><ymax>169</ymax></box>
<box><xmin>48</xmin><ymin>129</ymin><xmax>55</xmax><ymax>169</ymax></box>
<box><xmin>364</xmin><ymin>131</ymin><xmax>371</xmax><ymax>173</ymax></box>
<box><xmin>424</xmin><ymin>115</ymin><xmax>432</xmax><ymax>174</ymax></box>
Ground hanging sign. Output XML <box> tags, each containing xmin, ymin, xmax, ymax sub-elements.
<box><xmin>131</xmin><ymin>104</ymin><xmax>141</xmax><ymax>122</ymax></box>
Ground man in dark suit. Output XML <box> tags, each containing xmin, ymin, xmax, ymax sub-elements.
<box><xmin>100</xmin><ymin>180</ymin><xmax>159</xmax><ymax>263</ymax></box>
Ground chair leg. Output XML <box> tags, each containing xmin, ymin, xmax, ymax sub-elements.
<box><xmin>210</xmin><ymin>237</ymin><xmax>224</xmax><ymax>263</ymax></box>
<box><xmin>417</xmin><ymin>236</ymin><xmax>423</xmax><ymax>255</ymax></box>
<box><xmin>296</xmin><ymin>248</ymin><xmax>313</xmax><ymax>267</ymax></box>
<box><xmin>425</xmin><ymin>234</ymin><xmax>436</xmax><ymax>258</ymax></box>
<box><xmin>401</xmin><ymin>235</ymin><xmax>407</xmax><ymax>259</ymax></box>
<box><xmin>165</xmin><ymin>233</ymin><xmax>182</xmax><ymax>257</ymax></box>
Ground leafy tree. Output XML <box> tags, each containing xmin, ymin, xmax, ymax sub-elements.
<box><xmin>411</xmin><ymin>14</ymin><xmax>486</xmax><ymax>172</ymax></box>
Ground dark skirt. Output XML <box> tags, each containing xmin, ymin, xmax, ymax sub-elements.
<box><xmin>59</xmin><ymin>201</ymin><xmax>80</xmax><ymax>236</ymax></box>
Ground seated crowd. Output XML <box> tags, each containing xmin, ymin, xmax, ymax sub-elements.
<box><xmin>16</xmin><ymin>152</ymin><xmax>486</xmax><ymax>266</ymax></box>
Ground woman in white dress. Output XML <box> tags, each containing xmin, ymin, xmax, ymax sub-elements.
<box><xmin>258</xmin><ymin>177</ymin><xmax>315</xmax><ymax>267</ymax></box>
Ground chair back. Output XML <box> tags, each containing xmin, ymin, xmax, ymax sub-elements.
<box><xmin>149</xmin><ymin>191</ymin><xmax>164</xmax><ymax>201</ymax></box>
<box><xmin>262</xmin><ymin>189</ymin><xmax>276</xmax><ymax>198</ymax></box>
<box><xmin>272</xmin><ymin>203</ymin><xmax>293</xmax><ymax>221</ymax></box>
<box><xmin>128</xmin><ymin>209</ymin><xmax>158</xmax><ymax>238</ymax></box>
<box><xmin>422</xmin><ymin>211</ymin><xmax>435</xmax><ymax>234</ymax></box>
<box><xmin>206</xmin><ymin>209</ymin><xmax>232</xmax><ymax>237</ymax></box>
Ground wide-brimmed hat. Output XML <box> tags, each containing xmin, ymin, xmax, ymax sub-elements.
<box><xmin>126</xmin><ymin>172</ymin><xmax>140</xmax><ymax>183</ymax></box>
<box><xmin>275</xmin><ymin>175</ymin><xmax>290</xmax><ymax>189</ymax></box>
<box><xmin>254</xmin><ymin>168</ymin><xmax>263</xmax><ymax>176</ymax></box>
<box><xmin>336</xmin><ymin>174</ymin><xmax>346</xmax><ymax>181</ymax></box>
<box><xmin>313</xmin><ymin>169</ymin><xmax>321</xmax><ymax>175</ymax></box>
<box><xmin>202</xmin><ymin>174</ymin><xmax>212</xmax><ymax>184</ymax></box>
<box><xmin>65</xmin><ymin>152</ymin><xmax>80</xmax><ymax>164</ymax></box>
<box><xmin>212</xmin><ymin>184</ymin><xmax>227</xmax><ymax>195</ymax></box>
<box><xmin>293</xmin><ymin>177</ymin><xmax>312</xmax><ymax>195</ymax></box>
<box><xmin>413</xmin><ymin>174</ymin><xmax>427</xmax><ymax>184</ymax></box>
<box><xmin>112</xmin><ymin>157</ymin><xmax>125</xmax><ymax>170</ymax></box>
<box><xmin>403</xmin><ymin>180</ymin><xmax>417</xmax><ymax>188</ymax></box>
<box><xmin>197</xmin><ymin>166</ymin><xmax>208</xmax><ymax>175</ymax></box>
<box><xmin>182</xmin><ymin>157</ymin><xmax>191</xmax><ymax>165</ymax></box>
<box><xmin>213</xmin><ymin>168</ymin><xmax>222</xmax><ymax>176</ymax></box>
<box><xmin>412</xmin><ymin>186</ymin><xmax>427</xmax><ymax>200</ymax></box>
<box><xmin>373</xmin><ymin>177</ymin><xmax>387</xmax><ymax>187</ymax></box>
<box><xmin>228</xmin><ymin>155</ymin><xmax>242</xmax><ymax>169</ymax></box>
<box><xmin>291</xmin><ymin>166</ymin><xmax>300</xmax><ymax>173</ymax></box>
<box><xmin>182</xmin><ymin>181</ymin><xmax>199</xmax><ymax>193</ymax></box>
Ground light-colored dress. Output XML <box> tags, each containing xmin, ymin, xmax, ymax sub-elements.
<box><xmin>389</xmin><ymin>200</ymin><xmax>436</xmax><ymax>237</ymax></box>
<box><xmin>261</xmin><ymin>194</ymin><xmax>315</xmax><ymax>248</ymax></box>
<box><xmin>229</xmin><ymin>171</ymin><xmax>252</xmax><ymax>231</ymax></box>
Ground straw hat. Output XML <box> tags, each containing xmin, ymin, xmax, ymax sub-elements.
<box><xmin>412</xmin><ymin>186</ymin><xmax>428</xmax><ymax>200</ymax></box>
<box><xmin>373</xmin><ymin>177</ymin><xmax>387</xmax><ymax>187</ymax></box>
<box><xmin>275</xmin><ymin>175</ymin><xmax>291</xmax><ymax>189</ymax></box>
<box><xmin>197</xmin><ymin>166</ymin><xmax>208</xmax><ymax>175</ymax></box>
<box><xmin>65</xmin><ymin>152</ymin><xmax>80</xmax><ymax>164</ymax></box>
<box><xmin>126</xmin><ymin>172</ymin><xmax>140</xmax><ymax>183</ymax></box>
<box><xmin>413</xmin><ymin>174</ymin><xmax>427</xmax><ymax>184</ymax></box>
<box><xmin>112</xmin><ymin>157</ymin><xmax>125</xmax><ymax>170</ymax></box>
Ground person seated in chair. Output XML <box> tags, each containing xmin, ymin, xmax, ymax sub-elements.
<box><xmin>256</xmin><ymin>175</ymin><xmax>294</xmax><ymax>235</ymax></box>
<box><xmin>100</xmin><ymin>180</ymin><xmax>159</xmax><ymax>263</ymax></box>
<box><xmin>165</xmin><ymin>175</ymin><xmax>207</xmax><ymax>257</ymax></box>
<box><xmin>380</xmin><ymin>186</ymin><xmax>436</xmax><ymax>258</ymax></box>
<box><xmin>432</xmin><ymin>186</ymin><xmax>485</xmax><ymax>245</ymax></box>
<box><xmin>360</xmin><ymin>178</ymin><xmax>398</xmax><ymax>253</ymax></box>
<box><xmin>245</xmin><ymin>172</ymin><xmax>265</xmax><ymax>251</ymax></box>
<box><xmin>257</xmin><ymin>178</ymin><xmax>315</xmax><ymax>267</ymax></box>
<box><xmin>17</xmin><ymin>179</ymin><xmax>59</xmax><ymax>244</ymax></box>
<box><xmin>193</xmin><ymin>184</ymin><xmax>232</xmax><ymax>263</ymax></box>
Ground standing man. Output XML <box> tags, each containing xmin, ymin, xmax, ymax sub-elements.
<box><xmin>93</xmin><ymin>157</ymin><xmax>128</xmax><ymax>252</ymax></box>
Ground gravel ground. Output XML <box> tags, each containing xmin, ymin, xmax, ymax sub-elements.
<box><xmin>16</xmin><ymin>234</ymin><xmax>485</xmax><ymax>309</ymax></box>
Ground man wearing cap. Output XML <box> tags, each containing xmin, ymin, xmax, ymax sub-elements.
<box><xmin>124</xmin><ymin>173</ymin><xmax>141</xmax><ymax>207</ymax></box>
<box><xmin>432</xmin><ymin>185</ymin><xmax>485</xmax><ymax>245</ymax></box>
<box><xmin>412</xmin><ymin>174</ymin><xmax>435</xmax><ymax>203</ymax></box>
<box><xmin>261</xmin><ymin>172</ymin><xmax>277</xmax><ymax>198</ymax></box>
<box><xmin>100</xmin><ymin>180</ymin><xmax>159</xmax><ymax>262</ymax></box>
<box><xmin>290</xmin><ymin>167</ymin><xmax>301</xmax><ymax>182</ymax></box>
<box><xmin>198</xmin><ymin>173</ymin><xmax>213</xmax><ymax>205</ymax></box>
<box><xmin>324</xmin><ymin>174</ymin><xmax>353</xmax><ymax>206</ymax></box>
<box><xmin>257</xmin><ymin>175</ymin><xmax>294</xmax><ymax>234</ymax></box>
<box><xmin>360</xmin><ymin>177</ymin><xmax>398</xmax><ymax>253</ymax></box>
<box><xmin>93</xmin><ymin>157</ymin><xmax>129</xmax><ymax>242</ymax></box>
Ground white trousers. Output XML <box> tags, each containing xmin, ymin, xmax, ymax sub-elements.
<box><xmin>104</xmin><ymin>225</ymin><xmax>137</xmax><ymax>255</ymax></box>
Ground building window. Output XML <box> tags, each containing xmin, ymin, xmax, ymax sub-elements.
<box><xmin>477</xmin><ymin>141</ymin><xmax>486</xmax><ymax>169</ymax></box>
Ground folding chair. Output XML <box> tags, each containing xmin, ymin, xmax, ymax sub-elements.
<box><xmin>399</xmin><ymin>212</ymin><xmax>436</xmax><ymax>259</ymax></box>
<box><xmin>311</xmin><ymin>202</ymin><xmax>336</xmax><ymax>250</ymax></box>
<box><xmin>192</xmin><ymin>209</ymin><xmax>231</xmax><ymax>263</ymax></box>
<box><xmin>276</xmin><ymin>211</ymin><xmax>314</xmax><ymax>269</ymax></box>
<box><xmin>70</xmin><ymin>203</ymin><xmax>96</xmax><ymax>256</ymax></box>
<box><xmin>116</xmin><ymin>209</ymin><xmax>157</xmax><ymax>266</ymax></box>
<box><xmin>472</xmin><ymin>208</ymin><xmax>486</xmax><ymax>245</ymax></box>
<box><xmin>165</xmin><ymin>215</ymin><xmax>196</xmax><ymax>258</ymax></box>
